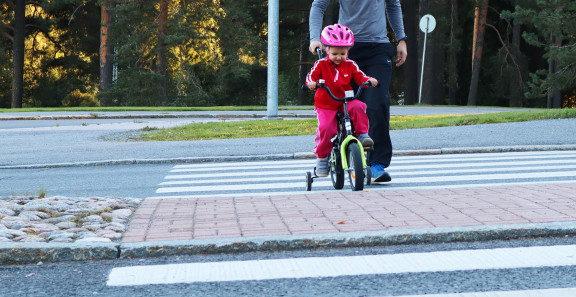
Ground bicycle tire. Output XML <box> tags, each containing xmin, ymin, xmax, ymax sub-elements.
<box><xmin>330</xmin><ymin>151</ymin><xmax>345</xmax><ymax>190</ymax></box>
<box><xmin>347</xmin><ymin>144</ymin><xmax>365</xmax><ymax>191</ymax></box>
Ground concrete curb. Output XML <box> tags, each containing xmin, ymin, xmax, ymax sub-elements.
<box><xmin>3</xmin><ymin>221</ymin><xmax>576</xmax><ymax>264</ymax></box>
<box><xmin>0</xmin><ymin>242</ymin><xmax>119</xmax><ymax>264</ymax></box>
<box><xmin>118</xmin><ymin>221</ymin><xmax>576</xmax><ymax>259</ymax></box>
<box><xmin>2</xmin><ymin>144</ymin><xmax>576</xmax><ymax>169</ymax></box>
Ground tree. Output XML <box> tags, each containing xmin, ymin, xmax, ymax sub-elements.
<box><xmin>447</xmin><ymin>0</ymin><xmax>460</xmax><ymax>105</ymax></box>
<box><xmin>505</xmin><ymin>0</ymin><xmax>576</xmax><ymax>108</ymax></box>
<box><xmin>402</xmin><ymin>0</ymin><xmax>418</xmax><ymax>105</ymax></box>
<box><xmin>156</xmin><ymin>0</ymin><xmax>168</xmax><ymax>106</ymax></box>
<box><xmin>467</xmin><ymin>0</ymin><xmax>490</xmax><ymax>106</ymax></box>
<box><xmin>11</xmin><ymin>0</ymin><xmax>24</xmax><ymax>108</ymax></box>
<box><xmin>99</xmin><ymin>0</ymin><xmax>114</xmax><ymax>103</ymax></box>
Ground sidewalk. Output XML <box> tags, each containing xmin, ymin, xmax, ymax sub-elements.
<box><xmin>114</xmin><ymin>182</ymin><xmax>576</xmax><ymax>258</ymax></box>
<box><xmin>4</xmin><ymin>180</ymin><xmax>576</xmax><ymax>263</ymax></box>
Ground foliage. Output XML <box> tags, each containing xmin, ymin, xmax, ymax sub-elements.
<box><xmin>62</xmin><ymin>89</ymin><xmax>100</xmax><ymax>107</ymax></box>
<box><xmin>1</xmin><ymin>0</ymin><xmax>576</xmax><ymax>108</ymax></box>
<box><xmin>502</xmin><ymin>0</ymin><xmax>576</xmax><ymax>99</ymax></box>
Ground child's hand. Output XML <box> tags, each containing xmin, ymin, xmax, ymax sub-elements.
<box><xmin>307</xmin><ymin>81</ymin><xmax>317</xmax><ymax>90</ymax></box>
<box><xmin>368</xmin><ymin>78</ymin><xmax>379</xmax><ymax>87</ymax></box>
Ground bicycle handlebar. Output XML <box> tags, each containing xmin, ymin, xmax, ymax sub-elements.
<box><xmin>302</xmin><ymin>80</ymin><xmax>372</xmax><ymax>102</ymax></box>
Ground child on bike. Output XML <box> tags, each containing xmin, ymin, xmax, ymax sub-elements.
<box><xmin>306</xmin><ymin>24</ymin><xmax>378</xmax><ymax>177</ymax></box>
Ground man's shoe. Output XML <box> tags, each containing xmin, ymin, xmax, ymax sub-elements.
<box><xmin>371</xmin><ymin>162</ymin><xmax>391</xmax><ymax>183</ymax></box>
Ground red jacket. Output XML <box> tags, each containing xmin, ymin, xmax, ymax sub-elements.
<box><xmin>306</xmin><ymin>58</ymin><xmax>371</xmax><ymax>110</ymax></box>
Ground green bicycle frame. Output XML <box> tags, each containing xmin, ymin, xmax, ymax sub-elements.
<box><xmin>339</xmin><ymin>135</ymin><xmax>368</xmax><ymax>170</ymax></box>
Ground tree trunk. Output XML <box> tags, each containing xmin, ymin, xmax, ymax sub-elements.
<box><xmin>156</xmin><ymin>0</ymin><xmax>169</xmax><ymax>106</ymax></box>
<box><xmin>11</xmin><ymin>0</ymin><xmax>25</xmax><ymax>109</ymax></box>
<box><xmin>547</xmin><ymin>34</ymin><xmax>562</xmax><ymax>109</ymax></box>
<box><xmin>298</xmin><ymin>15</ymin><xmax>309</xmax><ymax>105</ymax></box>
<box><xmin>508</xmin><ymin>20</ymin><xmax>522</xmax><ymax>107</ymax></box>
<box><xmin>402</xmin><ymin>0</ymin><xmax>418</xmax><ymax>105</ymax></box>
<box><xmin>99</xmin><ymin>1</ymin><xmax>114</xmax><ymax>104</ymax></box>
<box><xmin>448</xmin><ymin>0</ymin><xmax>459</xmax><ymax>105</ymax></box>
<box><xmin>467</xmin><ymin>0</ymin><xmax>489</xmax><ymax>106</ymax></box>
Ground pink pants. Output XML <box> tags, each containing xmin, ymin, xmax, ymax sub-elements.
<box><xmin>314</xmin><ymin>100</ymin><xmax>370</xmax><ymax>158</ymax></box>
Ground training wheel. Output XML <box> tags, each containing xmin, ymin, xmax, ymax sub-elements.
<box><xmin>305</xmin><ymin>171</ymin><xmax>313</xmax><ymax>191</ymax></box>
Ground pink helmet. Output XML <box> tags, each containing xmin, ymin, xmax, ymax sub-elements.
<box><xmin>321</xmin><ymin>24</ymin><xmax>354</xmax><ymax>47</ymax></box>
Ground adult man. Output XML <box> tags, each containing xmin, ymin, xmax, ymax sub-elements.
<box><xmin>309</xmin><ymin>0</ymin><xmax>407</xmax><ymax>182</ymax></box>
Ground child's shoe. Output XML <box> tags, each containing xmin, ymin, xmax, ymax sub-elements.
<box><xmin>358</xmin><ymin>133</ymin><xmax>374</xmax><ymax>146</ymax></box>
<box><xmin>315</xmin><ymin>157</ymin><xmax>329</xmax><ymax>177</ymax></box>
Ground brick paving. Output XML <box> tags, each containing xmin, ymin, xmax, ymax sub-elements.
<box><xmin>121</xmin><ymin>183</ymin><xmax>576</xmax><ymax>243</ymax></box>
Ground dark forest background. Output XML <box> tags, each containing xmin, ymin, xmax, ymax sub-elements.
<box><xmin>1</xmin><ymin>0</ymin><xmax>575</xmax><ymax>109</ymax></box>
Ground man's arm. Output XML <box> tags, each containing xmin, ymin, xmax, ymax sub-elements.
<box><xmin>309</xmin><ymin>0</ymin><xmax>331</xmax><ymax>53</ymax></box>
<box><xmin>386</xmin><ymin>0</ymin><xmax>407</xmax><ymax>66</ymax></box>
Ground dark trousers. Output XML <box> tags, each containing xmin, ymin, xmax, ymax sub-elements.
<box><xmin>348</xmin><ymin>42</ymin><xmax>394</xmax><ymax>167</ymax></box>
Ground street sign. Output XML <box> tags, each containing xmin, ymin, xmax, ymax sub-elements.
<box><xmin>419</xmin><ymin>14</ymin><xmax>436</xmax><ymax>34</ymax></box>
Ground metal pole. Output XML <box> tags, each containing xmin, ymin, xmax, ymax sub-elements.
<box><xmin>418</xmin><ymin>17</ymin><xmax>429</xmax><ymax>104</ymax></box>
<box><xmin>267</xmin><ymin>0</ymin><xmax>279</xmax><ymax>118</ymax></box>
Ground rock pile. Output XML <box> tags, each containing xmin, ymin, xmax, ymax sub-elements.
<box><xmin>0</xmin><ymin>196</ymin><xmax>141</xmax><ymax>243</ymax></box>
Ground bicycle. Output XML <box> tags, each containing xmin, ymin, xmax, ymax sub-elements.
<box><xmin>304</xmin><ymin>78</ymin><xmax>373</xmax><ymax>192</ymax></box>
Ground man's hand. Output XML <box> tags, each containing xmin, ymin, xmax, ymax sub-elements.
<box><xmin>395</xmin><ymin>40</ymin><xmax>407</xmax><ymax>67</ymax></box>
<box><xmin>309</xmin><ymin>40</ymin><xmax>323</xmax><ymax>54</ymax></box>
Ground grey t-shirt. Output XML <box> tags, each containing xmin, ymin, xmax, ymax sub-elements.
<box><xmin>309</xmin><ymin>0</ymin><xmax>406</xmax><ymax>43</ymax></box>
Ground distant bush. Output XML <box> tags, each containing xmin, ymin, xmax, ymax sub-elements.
<box><xmin>62</xmin><ymin>89</ymin><xmax>100</xmax><ymax>107</ymax></box>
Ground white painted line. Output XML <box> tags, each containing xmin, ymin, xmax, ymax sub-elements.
<box><xmin>171</xmin><ymin>160</ymin><xmax>314</xmax><ymax>170</ymax></box>
<box><xmin>156</xmin><ymin>170</ymin><xmax>576</xmax><ymax>194</ymax></box>
<box><xmin>165</xmin><ymin>169</ymin><xmax>308</xmax><ymax>179</ymax></box>
<box><xmin>170</xmin><ymin>163</ymin><xmax>311</xmax><ymax>173</ymax></box>
<box><xmin>173</xmin><ymin>159</ymin><xmax>313</xmax><ymax>169</ymax></box>
<box><xmin>389</xmin><ymin>170</ymin><xmax>576</xmax><ymax>184</ymax></box>
<box><xmin>392</xmin><ymin>151</ymin><xmax>576</xmax><ymax>163</ymax></box>
<box><xmin>160</xmin><ymin>175</ymin><xmax>307</xmax><ymax>185</ymax></box>
<box><xmin>386</xmin><ymin>287</ymin><xmax>576</xmax><ymax>297</ymax></box>
<box><xmin>107</xmin><ymin>245</ymin><xmax>576</xmax><ymax>286</ymax></box>
<box><xmin>156</xmin><ymin>180</ymin><xmax>334</xmax><ymax>193</ymax></box>
<box><xmin>390</xmin><ymin>164</ymin><xmax>576</xmax><ymax>176</ymax></box>
<box><xmin>391</xmin><ymin>159</ymin><xmax>576</xmax><ymax>170</ymax></box>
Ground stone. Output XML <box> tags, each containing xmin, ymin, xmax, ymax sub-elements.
<box><xmin>0</xmin><ymin>208</ymin><xmax>15</xmax><ymax>217</ymax></box>
<box><xmin>81</xmin><ymin>215</ymin><xmax>104</xmax><ymax>223</ymax></box>
<box><xmin>15</xmin><ymin>235</ymin><xmax>46</xmax><ymax>242</ymax></box>
<box><xmin>110</xmin><ymin>209</ymin><xmax>133</xmax><ymax>219</ymax></box>
<box><xmin>56</xmin><ymin>222</ymin><xmax>77</xmax><ymax>229</ymax></box>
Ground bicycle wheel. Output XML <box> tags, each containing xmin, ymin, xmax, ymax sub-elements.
<box><xmin>330</xmin><ymin>150</ymin><xmax>345</xmax><ymax>190</ymax></box>
<box><xmin>347</xmin><ymin>144</ymin><xmax>365</xmax><ymax>191</ymax></box>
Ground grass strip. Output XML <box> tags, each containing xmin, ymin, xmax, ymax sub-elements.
<box><xmin>137</xmin><ymin>109</ymin><xmax>576</xmax><ymax>141</ymax></box>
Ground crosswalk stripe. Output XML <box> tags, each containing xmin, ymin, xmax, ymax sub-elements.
<box><xmin>392</xmin><ymin>152</ymin><xmax>576</xmax><ymax>164</ymax></box>
<box><xmin>156</xmin><ymin>180</ymin><xmax>333</xmax><ymax>193</ymax></box>
<box><xmin>107</xmin><ymin>244</ymin><xmax>576</xmax><ymax>286</ymax></box>
<box><xmin>151</xmin><ymin>150</ymin><xmax>576</xmax><ymax>198</ymax></box>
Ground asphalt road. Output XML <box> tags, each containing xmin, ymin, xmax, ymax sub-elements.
<box><xmin>3</xmin><ymin>237</ymin><xmax>576</xmax><ymax>296</ymax></box>
<box><xmin>1</xmin><ymin>108</ymin><xmax>575</xmax><ymax>167</ymax></box>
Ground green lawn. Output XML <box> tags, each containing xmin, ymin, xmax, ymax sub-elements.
<box><xmin>137</xmin><ymin>108</ymin><xmax>576</xmax><ymax>141</ymax></box>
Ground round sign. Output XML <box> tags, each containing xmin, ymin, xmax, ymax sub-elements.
<box><xmin>419</xmin><ymin>14</ymin><xmax>436</xmax><ymax>33</ymax></box>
